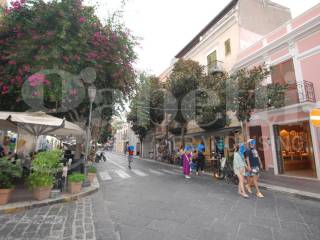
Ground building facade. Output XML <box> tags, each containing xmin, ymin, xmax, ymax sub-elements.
<box><xmin>158</xmin><ymin>0</ymin><xmax>292</xmax><ymax>158</ymax></box>
<box><xmin>235</xmin><ymin>3</ymin><xmax>320</xmax><ymax>179</ymax></box>
<box><xmin>113</xmin><ymin>123</ymin><xmax>140</xmax><ymax>155</ymax></box>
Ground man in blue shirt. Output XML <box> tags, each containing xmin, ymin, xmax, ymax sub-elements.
<box><xmin>245</xmin><ymin>139</ymin><xmax>264</xmax><ymax>198</ymax></box>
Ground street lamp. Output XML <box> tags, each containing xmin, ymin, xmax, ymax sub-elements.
<box><xmin>83</xmin><ymin>85</ymin><xmax>96</xmax><ymax>186</ymax></box>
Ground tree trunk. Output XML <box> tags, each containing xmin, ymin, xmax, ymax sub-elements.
<box><xmin>181</xmin><ymin>123</ymin><xmax>186</xmax><ymax>148</ymax></box>
<box><xmin>153</xmin><ymin>130</ymin><xmax>156</xmax><ymax>160</ymax></box>
<box><xmin>74</xmin><ymin>135</ymin><xmax>83</xmax><ymax>160</ymax></box>
<box><xmin>240</xmin><ymin>121</ymin><xmax>249</xmax><ymax>144</ymax></box>
<box><xmin>139</xmin><ymin>138</ymin><xmax>143</xmax><ymax>158</ymax></box>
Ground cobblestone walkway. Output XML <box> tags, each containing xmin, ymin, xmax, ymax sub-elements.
<box><xmin>0</xmin><ymin>197</ymin><xmax>96</xmax><ymax>240</ymax></box>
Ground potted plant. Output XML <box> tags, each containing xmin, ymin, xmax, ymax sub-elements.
<box><xmin>68</xmin><ymin>173</ymin><xmax>85</xmax><ymax>194</ymax></box>
<box><xmin>27</xmin><ymin>173</ymin><xmax>54</xmax><ymax>201</ymax></box>
<box><xmin>87</xmin><ymin>166</ymin><xmax>97</xmax><ymax>184</ymax></box>
<box><xmin>27</xmin><ymin>150</ymin><xmax>62</xmax><ymax>201</ymax></box>
<box><xmin>0</xmin><ymin>157</ymin><xmax>22</xmax><ymax>205</ymax></box>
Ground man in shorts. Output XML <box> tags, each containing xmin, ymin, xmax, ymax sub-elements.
<box><xmin>245</xmin><ymin>139</ymin><xmax>264</xmax><ymax>198</ymax></box>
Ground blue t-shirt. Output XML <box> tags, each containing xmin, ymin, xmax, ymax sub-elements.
<box><xmin>197</xmin><ymin>144</ymin><xmax>205</xmax><ymax>153</ymax></box>
<box><xmin>245</xmin><ymin>148</ymin><xmax>260</xmax><ymax>168</ymax></box>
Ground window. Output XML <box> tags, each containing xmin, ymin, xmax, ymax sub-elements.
<box><xmin>207</xmin><ymin>50</ymin><xmax>217</xmax><ymax>68</ymax></box>
<box><xmin>224</xmin><ymin>39</ymin><xmax>231</xmax><ymax>56</ymax></box>
<box><xmin>271</xmin><ymin>59</ymin><xmax>299</xmax><ymax>105</ymax></box>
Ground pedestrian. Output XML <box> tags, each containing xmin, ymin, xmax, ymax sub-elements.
<box><xmin>182</xmin><ymin>145</ymin><xmax>192</xmax><ymax>179</ymax></box>
<box><xmin>196</xmin><ymin>150</ymin><xmax>205</xmax><ymax>175</ymax></box>
<box><xmin>197</xmin><ymin>140</ymin><xmax>205</xmax><ymax>153</ymax></box>
<box><xmin>191</xmin><ymin>150</ymin><xmax>197</xmax><ymax>173</ymax></box>
<box><xmin>233</xmin><ymin>144</ymin><xmax>249</xmax><ymax>198</ymax></box>
<box><xmin>245</xmin><ymin>139</ymin><xmax>264</xmax><ymax>198</ymax></box>
<box><xmin>127</xmin><ymin>145</ymin><xmax>134</xmax><ymax>169</ymax></box>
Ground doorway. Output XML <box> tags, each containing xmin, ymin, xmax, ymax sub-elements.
<box><xmin>274</xmin><ymin>121</ymin><xmax>317</xmax><ymax>178</ymax></box>
<box><xmin>249</xmin><ymin>126</ymin><xmax>266</xmax><ymax>169</ymax></box>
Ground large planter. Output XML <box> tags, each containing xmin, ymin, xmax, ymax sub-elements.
<box><xmin>32</xmin><ymin>186</ymin><xmax>52</xmax><ymax>201</ymax></box>
<box><xmin>88</xmin><ymin>173</ymin><xmax>96</xmax><ymax>184</ymax></box>
<box><xmin>0</xmin><ymin>188</ymin><xmax>13</xmax><ymax>205</ymax></box>
<box><xmin>68</xmin><ymin>182</ymin><xmax>82</xmax><ymax>194</ymax></box>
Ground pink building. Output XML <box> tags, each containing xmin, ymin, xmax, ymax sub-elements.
<box><xmin>235</xmin><ymin>3</ymin><xmax>320</xmax><ymax>179</ymax></box>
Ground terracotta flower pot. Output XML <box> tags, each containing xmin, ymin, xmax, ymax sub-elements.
<box><xmin>88</xmin><ymin>173</ymin><xmax>96</xmax><ymax>184</ymax></box>
<box><xmin>68</xmin><ymin>182</ymin><xmax>82</xmax><ymax>194</ymax></box>
<box><xmin>32</xmin><ymin>186</ymin><xmax>52</xmax><ymax>201</ymax></box>
<box><xmin>0</xmin><ymin>188</ymin><xmax>13</xmax><ymax>205</ymax></box>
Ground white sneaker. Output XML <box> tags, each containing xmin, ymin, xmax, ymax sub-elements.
<box><xmin>185</xmin><ymin>175</ymin><xmax>191</xmax><ymax>179</ymax></box>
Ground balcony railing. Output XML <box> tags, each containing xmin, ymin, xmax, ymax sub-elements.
<box><xmin>204</xmin><ymin>61</ymin><xmax>224</xmax><ymax>75</ymax></box>
<box><xmin>297</xmin><ymin>80</ymin><xmax>316</xmax><ymax>103</ymax></box>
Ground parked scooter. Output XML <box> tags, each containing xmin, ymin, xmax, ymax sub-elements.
<box><xmin>95</xmin><ymin>150</ymin><xmax>106</xmax><ymax>163</ymax></box>
<box><xmin>212</xmin><ymin>152</ymin><xmax>238</xmax><ymax>185</ymax></box>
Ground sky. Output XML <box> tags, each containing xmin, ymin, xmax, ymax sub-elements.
<box><xmin>90</xmin><ymin>0</ymin><xmax>320</xmax><ymax>76</ymax></box>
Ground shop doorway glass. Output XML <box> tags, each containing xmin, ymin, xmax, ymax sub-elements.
<box><xmin>275</xmin><ymin>121</ymin><xmax>317</xmax><ymax>178</ymax></box>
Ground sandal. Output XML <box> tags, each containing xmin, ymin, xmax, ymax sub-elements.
<box><xmin>256</xmin><ymin>192</ymin><xmax>264</xmax><ymax>198</ymax></box>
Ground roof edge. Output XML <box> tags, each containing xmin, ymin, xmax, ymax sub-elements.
<box><xmin>175</xmin><ymin>0</ymin><xmax>239</xmax><ymax>58</ymax></box>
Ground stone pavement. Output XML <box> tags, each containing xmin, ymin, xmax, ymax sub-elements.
<box><xmin>1</xmin><ymin>152</ymin><xmax>320</xmax><ymax>240</ymax></box>
<box><xmin>0</xmin><ymin>197</ymin><xmax>96</xmax><ymax>240</ymax></box>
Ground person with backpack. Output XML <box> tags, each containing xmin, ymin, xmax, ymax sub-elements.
<box><xmin>127</xmin><ymin>145</ymin><xmax>134</xmax><ymax>169</ymax></box>
<box><xmin>196</xmin><ymin>141</ymin><xmax>205</xmax><ymax>175</ymax></box>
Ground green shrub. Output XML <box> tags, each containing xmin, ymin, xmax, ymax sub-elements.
<box><xmin>27</xmin><ymin>173</ymin><xmax>54</xmax><ymax>190</ymax></box>
<box><xmin>27</xmin><ymin>150</ymin><xmax>63</xmax><ymax>190</ymax></box>
<box><xmin>88</xmin><ymin>166</ymin><xmax>97</xmax><ymax>173</ymax></box>
<box><xmin>0</xmin><ymin>157</ymin><xmax>22</xmax><ymax>189</ymax></box>
<box><xmin>31</xmin><ymin>150</ymin><xmax>63</xmax><ymax>175</ymax></box>
<box><xmin>68</xmin><ymin>173</ymin><xmax>85</xmax><ymax>183</ymax></box>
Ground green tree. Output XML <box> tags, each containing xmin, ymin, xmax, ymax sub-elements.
<box><xmin>228</xmin><ymin>64</ymin><xmax>287</xmax><ymax>141</ymax></box>
<box><xmin>197</xmin><ymin>72</ymin><xmax>229</xmax><ymax>130</ymax></box>
<box><xmin>167</xmin><ymin>59</ymin><xmax>204</xmax><ymax>146</ymax></box>
<box><xmin>127</xmin><ymin>73</ymin><xmax>165</xmax><ymax>155</ymax></box>
<box><xmin>0</xmin><ymin>0</ymin><xmax>137</xmax><ymax>136</ymax></box>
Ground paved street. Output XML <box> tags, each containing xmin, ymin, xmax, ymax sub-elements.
<box><xmin>1</xmin><ymin>152</ymin><xmax>320</xmax><ymax>240</ymax></box>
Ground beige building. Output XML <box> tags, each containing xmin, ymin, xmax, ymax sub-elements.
<box><xmin>158</xmin><ymin>0</ymin><xmax>292</xmax><ymax>158</ymax></box>
<box><xmin>113</xmin><ymin>123</ymin><xmax>140</xmax><ymax>155</ymax></box>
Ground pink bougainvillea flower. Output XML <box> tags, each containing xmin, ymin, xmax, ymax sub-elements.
<box><xmin>2</xmin><ymin>85</ymin><xmax>9</xmax><ymax>94</ymax></box>
<box><xmin>69</xmin><ymin>88</ymin><xmax>77</xmax><ymax>96</ymax></box>
<box><xmin>79</xmin><ymin>17</ymin><xmax>86</xmax><ymax>23</ymax></box>
<box><xmin>10</xmin><ymin>78</ymin><xmax>15</xmax><ymax>84</ymax></box>
<box><xmin>94</xmin><ymin>32</ymin><xmax>101</xmax><ymax>38</ymax></box>
<box><xmin>43</xmin><ymin>79</ymin><xmax>50</xmax><ymax>85</ymax></box>
<box><xmin>24</xmin><ymin>64</ymin><xmax>30</xmax><ymax>72</ymax></box>
<box><xmin>74</xmin><ymin>55</ymin><xmax>81</xmax><ymax>62</ymax></box>
<box><xmin>16</xmin><ymin>75</ymin><xmax>23</xmax><ymax>84</ymax></box>
<box><xmin>28</xmin><ymin>73</ymin><xmax>47</xmax><ymax>87</ymax></box>
<box><xmin>8</xmin><ymin>60</ymin><xmax>16</xmax><ymax>65</ymax></box>
<box><xmin>18</xmin><ymin>68</ymin><xmax>24</xmax><ymax>75</ymax></box>
<box><xmin>63</xmin><ymin>56</ymin><xmax>69</xmax><ymax>63</ymax></box>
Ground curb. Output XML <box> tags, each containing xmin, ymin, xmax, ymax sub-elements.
<box><xmin>0</xmin><ymin>178</ymin><xmax>100</xmax><ymax>214</ymax></box>
<box><xmin>109</xmin><ymin>152</ymin><xmax>320</xmax><ymax>201</ymax></box>
<box><xmin>259</xmin><ymin>183</ymin><xmax>320</xmax><ymax>202</ymax></box>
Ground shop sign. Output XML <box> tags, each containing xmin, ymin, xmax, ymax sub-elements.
<box><xmin>310</xmin><ymin>109</ymin><xmax>320</xmax><ymax>127</ymax></box>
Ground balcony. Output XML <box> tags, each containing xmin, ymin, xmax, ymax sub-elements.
<box><xmin>205</xmin><ymin>61</ymin><xmax>224</xmax><ymax>75</ymax></box>
<box><xmin>297</xmin><ymin>80</ymin><xmax>316</xmax><ymax>103</ymax></box>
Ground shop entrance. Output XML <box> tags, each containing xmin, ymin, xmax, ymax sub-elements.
<box><xmin>274</xmin><ymin>121</ymin><xmax>317</xmax><ymax>178</ymax></box>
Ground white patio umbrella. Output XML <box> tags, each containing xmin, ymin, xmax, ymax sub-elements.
<box><xmin>0</xmin><ymin>111</ymin><xmax>84</xmax><ymax>137</ymax></box>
